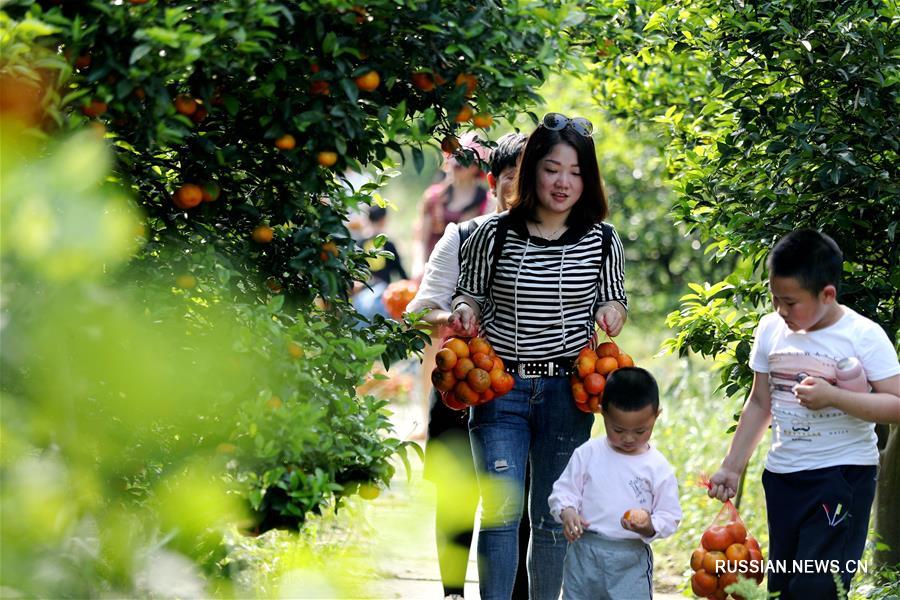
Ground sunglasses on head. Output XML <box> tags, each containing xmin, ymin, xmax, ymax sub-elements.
<box><xmin>541</xmin><ymin>112</ymin><xmax>593</xmax><ymax>137</ymax></box>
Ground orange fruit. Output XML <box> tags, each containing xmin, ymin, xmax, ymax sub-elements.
<box><xmin>252</xmin><ymin>225</ymin><xmax>274</xmax><ymax>243</ymax></box>
<box><xmin>726</xmin><ymin>522</ymin><xmax>747</xmax><ymax>545</ymax></box>
<box><xmin>576</xmin><ymin>355</ymin><xmax>596</xmax><ymax>378</ymax></box>
<box><xmin>691</xmin><ymin>548</ymin><xmax>707</xmax><ymax>571</ymax></box>
<box><xmin>468</xmin><ymin>337</ymin><xmax>491</xmax><ymax>356</ymax></box>
<box><xmin>571</xmin><ymin>382</ymin><xmax>588</xmax><ymax>404</ymax></box>
<box><xmin>317</xmin><ymin>151</ymin><xmax>338</xmax><ymax>167</ymax></box>
<box><xmin>275</xmin><ymin>134</ymin><xmax>296</xmax><ymax>150</ymax></box>
<box><xmin>717</xmin><ymin>571</ymin><xmax>739</xmax><ymax>593</ymax></box>
<box><xmin>454</xmin><ymin>380</ymin><xmax>479</xmax><ymax>405</ymax></box>
<box><xmin>75</xmin><ymin>54</ymin><xmax>92</xmax><ymax>69</ymax></box>
<box><xmin>201</xmin><ymin>182</ymin><xmax>220</xmax><ymax>202</ymax></box>
<box><xmin>466</xmin><ymin>368</ymin><xmax>491</xmax><ymax>393</ymax></box>
<box><xmin>267</xmin><ymin>396</ymin><xmax>283</xmax><ymax>410</ymax></box>
<box><xmin>411</xmin><ymin>71</ymin><xmax>435</xmax><ymax>92</ymax></box>
<box><xmin>746</xmin><ymin>537</ymin><xmax>760</xmax><ymax>553</ymax></box>
<box><xmin>595</xmin><ymin>356</ymin><xmax>619</xmax><ymax>376</ymax></box>
<box><xmin>587</xmin><ymin>395</ymin><xmax>601</xmax><ymax>412</ymax></box>
<box><xmin>319</xmin><ymin>241</ymin><xmax>339</xmax><ymax>261</ymax></box>
<box><xmin>575</xmin><ymin>401</ymin><xmax>593</xmax><ymax>414</ymax></box>
<box><xmin>472</xmin><ymin>113</ymin><xmax>493</xmax><ymax>128</ymax></box>
<box><xmin>597</xmin><ymin>341</ymin><xmax>620</xmax><ymax>358</ymax></box>
<box><xmin>702</xmin><ymin>550</ymin><xmax>728</xmax><ymax>574</ymax></box>
<box><xmin>452</xmin><ymin>357</ymin><xmax>475</xmax><ymax>380</ymax></box>
<box><xmin>287</xmin><ymin>342</ymin><xmax>303</xmax><ymax>358</ymax></box>
<box><xmin>435</xmin><ymin>348</ymin><xmax>458</xmax><ymax>371</ymax></box>
<box><xmin>443</xmin><ymin>337</ymin><xmax>470</xmax><ymax>359</ymax></box>
<box><xmin>190</xmin><ymin>104</ymin><xmax>208</xmax><ymax>124</ymax></box>
<box><xmin>702</xmin><ymin>526</ymin><xmax>734</xmax><ymax>552</ymax></box>
<box><xmin>443</xmin><ymin>391</ymin><xmax>467</xmax><ymax>411</ymax></box>
<box><xmin>455</xmin><ymin>72</ymin><xmax>477</xmax><ymax>96</ymax></box>
<box><xmin>690</xmin><ymin>570</ymin><xmax>718</xmax><ymax>597</ymax></box>
<box><xmin>616</xmin><ymin>353</ymin><xmax>634</xmax><ymax>368</ymax></box>
<box><xmin>175</xmin><ymin>274</ymin><xmax>197</xmax><ymax>289</ymax></box>
<box><xmin>480</xmin><ymin>388</ymin><xmax>495</xmax><ymax>403</ymax></box>
<box><xmin>440</xmin><ymin>135</ymin><xmax>461</xmax><ymax>154</ymax></box>
<box><xmin>583</xmin><ymin>373</ymin><xmax>606</xmax><ymax>395</ymax></box>
<box><xmin>80</xmin><ymin>100</ymin><xmax>108</xmax><ymax>118</ymax></box>
<box><xmin>492</xmin><ymin>372</ymin><xmax>514</xmax><ymax>395</ymax></box>
<box><xmin>173</xmin><ymin>183</ymin><xmax>203</xmax><ymax>209</ymax></box>
<box><xmin>431</xmin><ymin>368</ymin><xmax>456</xmax><ymax>392</ymax></box>
<box><xmin>578</xmin><ymin>346</ymin><xmax>599</xmax><ymax>361</ymax></box>
<box><xmin>472</xmin><ymin>352</ymin><xmax>494</xmax><ymax>371</ymax></box>
<box><xmin>310</xmin><ymin>80</ymin><xmax>330</xmax><ymax>96</ymax></box>
<box><xmin>355</xmin><ymin>70</ymin><xmax>380</xmax><ymax>91</ymax></box>
<box><xmin>725</xmin><ymin>542</ymin><xmax>750</xmax><ymax>565</ymax></box>
<box><xmin>174</xmin><ymin>94</ymin><xmax>198</xmax><ymax>116</ymax></box>
<box><xmin>358</xmin><ymin>483</ymin><xmax>380</xmax><ymax>500</ymax></box>
<box><xmin>454</xmin><ymin>104</ymin><xmax>473</xmax><ymax>123</ymax></box>
<box><xmin>491</xmin><ymin>356</ymin><xmax>505</xmax><ymax>372</ymax></box>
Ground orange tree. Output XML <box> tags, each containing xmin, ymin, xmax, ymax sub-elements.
<box><xmin>1</xmin><ymin>0</ymin><xmax>592</xmax><ymax>592</ymax></box>
<box><xmin>578</xmin><ymin>0</ymin><xmax>899</xmax><ymax>569</ymax></box>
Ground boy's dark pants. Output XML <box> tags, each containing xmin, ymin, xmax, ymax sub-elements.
<box><xmin>763</xmin><ymin>465</ymin><xmax>877</xmax><ymax>600</ymax></box>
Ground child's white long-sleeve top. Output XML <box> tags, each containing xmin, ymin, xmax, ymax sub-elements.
<box><xmin>549</xmin><ymin>436</ymin><xmax>682</xmax><ymax>543</ymax></box>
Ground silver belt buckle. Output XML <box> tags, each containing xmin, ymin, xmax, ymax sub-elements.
<box><xmin>517</xmin><ymin>362</ymin><xmax>553</xmax><ymax>379</ymax></box>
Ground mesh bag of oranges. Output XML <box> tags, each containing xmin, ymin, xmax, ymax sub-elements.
<box><xmin>569</xmin><ymin>336</ymin><xmax>635</xmax><ymax>413</ymax></box>
<box><xmin>431</xmin><ymin>336</ymin><xmax>515</xmax><ymax>410</ymax></box>
<box><xmin>690</xmin><ymin>478</ymin><xmax>765</xmax><ymax>599</ymax></box>
<box><xmin>381</xmin><ymin>279</ymin><xmax>418</xmax><ymax>320</ymax></box>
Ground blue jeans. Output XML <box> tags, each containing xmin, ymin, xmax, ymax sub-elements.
<box><xmin>469</xmin><ymin>374</ymin><xmax>594</xmax><ymax>600</ymax></box>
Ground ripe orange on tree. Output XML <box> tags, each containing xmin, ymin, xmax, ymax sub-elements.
<box><xmin>355</xmin><ymin>70</ymin><xmax>380</xmax><ymax>92</ymax></box>
<box><xmin>455</xmin><ymin>72</ymin><xmax>477</xmax><ymax>97</ymax></box>
<box><xmin>287</xmin><ymin>341</ymin><xmax>303</xmax><ymax>358</ymax></box>
<box><xmin>317</xmin><ymin>151</ymin><xmax>338</xmax><ymax>167</ymax></box>
<box><xmin>310</xmin><ymin>80</ymin><xmax>330</xmax><ymax>96</ymax></box>
<box><xmin>80</xmin><ymin>100</ymin><xmax>108</xmax><ymax>118</ymax></box>
<box><xmin>454</xmin><ymin>104</ymin><xmax>474</xmax><ymax>123</ymax></box>
<box><xmin>411</xmin><ymin>71</ymin><xmax>435</xmax><ymax>92</ymax></box>
<box><xmin>319</xmin><ymin>241</ymin><xmax>339</xmax><ymax>261</ymax></box>
<box><xmin>173</xmin><ymin>183</ymin><xmax>203</xmax><ymax>209</ymax></box>
<box><xmin>201</xmin><ymin>181</ymin><xmax>220</xmax><ymax>202</ymax></box>
<box><xmin>175</xmin><ymin>274</ymin><xmax>197</xmax><ymax>289</ymax></box>
<box><xmin>472</xmin><ymin>113</ymin><xmax>493</xmax><ymax>128</ymax></box>
<box><xmin>174</xmin><ymin>94</ymin><xmax>198</xmax><ymax>116</ymax></box>
<box><xmin>252</xmin><ymin>225</ymin><xmax>274</xmax><ymax>244</ymax></box>
<box><xmin>275</xmin><ymin>134</ymin><xmax>296</xmax><ymax>150</ymax></box>
<box><xmin>440</xmin><ymin>134</ymin><xmax>461</xmax><ymax>154</ymax></box>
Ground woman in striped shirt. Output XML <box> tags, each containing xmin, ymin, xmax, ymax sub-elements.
<box><xmin>449</xmin><ymin>114</ymin><xmax>628</xmax><ymax>600</ymax></box>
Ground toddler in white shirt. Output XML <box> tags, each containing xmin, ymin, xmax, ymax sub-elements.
<box><xmin>549</xmin><ymin>367</ymin><xmax>682</xmax><ymax>599</ymax></box>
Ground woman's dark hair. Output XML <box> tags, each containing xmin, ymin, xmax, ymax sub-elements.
<box><xmin>509</xmin><ymin>124</ymin><xmax>607</xmax><ymax>227</ymax></box>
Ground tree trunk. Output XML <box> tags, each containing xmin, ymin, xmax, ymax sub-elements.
<box><xmin>875</xmin><ymin>425</ymin><xmax>900</xmax><ymax>567</ymax></box>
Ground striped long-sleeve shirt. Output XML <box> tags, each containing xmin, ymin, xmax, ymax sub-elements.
<box><xmin>455</xmin><ymin>214</ymin><xmax>627</xmax><ymax>362</ymax></box>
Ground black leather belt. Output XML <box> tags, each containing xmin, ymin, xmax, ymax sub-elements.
<box><xmin>507</xmin><ymin>359</ymin><xmax>573</xmax><ymax>379</ymax></box>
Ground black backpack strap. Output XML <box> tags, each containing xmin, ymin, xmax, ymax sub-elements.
<box><xmin>598</xmin><ymin>222</ymin><xmax>612</xmax><ymax>276</ymax></box>
<box><xmin>456</xmin><ymin>217</ymin><xmax>481</xmax><ymax>262</ymax></box>
<box><xmin>488</xmin><ymin>213</ymin><xmax>510</xmax><ymax>289</ymax></box>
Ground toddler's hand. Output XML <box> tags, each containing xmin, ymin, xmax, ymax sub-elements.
<box><xmin>794</xmin><ymin>376</ymin><xmax>837</xmax><ymax>410</ymax></box>
<box><xmin>620</xmin><ymin>508</ymin><xmax>654</xmax><ymax>537</ymax></box>
<box><xmin>560</xmin><ymin>507</ymin><xmax>590</xmax><ymax>543</ymax></box>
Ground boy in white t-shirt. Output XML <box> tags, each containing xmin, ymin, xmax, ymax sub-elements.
<box><xmin>549</xmin><ymin>367</ymin><xmax>681</xmax><ymax>600</ymax></box>
<box><xmin>709</xmin><ymin>229</ymin><xmax>900</xmax><ymax>600</ymax></box>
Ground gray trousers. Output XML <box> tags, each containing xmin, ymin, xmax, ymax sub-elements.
<box><xmin>561</xmin><ymin>531</ymin><xmax>653</xmax><ymax>600</ymax></box>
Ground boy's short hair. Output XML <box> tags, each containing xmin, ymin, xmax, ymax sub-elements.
<box><xmin>601</xmin><ymin>367</ymin><xmax>659</xmax><ymax>413</ymax></box>
<box><xmin>768</xmin><ymin>229</ymin><xmax>843</xmax><ymax>294</ymax></box>
<box><xmin>367</xmin><ymin>205</ymin><xmax>387</xmax><ymax>223</ymax></box>
<box><xmin>488</xmin><ymin>132</ymin><xmax>528</xmax><ymax>179</ymax></box>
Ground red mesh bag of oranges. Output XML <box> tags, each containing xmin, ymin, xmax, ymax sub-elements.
<box><xmin>382</xmin><ymin>279</ymin><xmax>418</xmax><ymax>320</ymax></box>
<box><xmin>432</xmin><ymin>336</ymin><xmax>515</xmax><ymax>410</ymax></box>
<box><xmin>690</xmin><ymin>479</ymin><xmax>765</xmax><ymax>599</ymax></box>
<box><xmin>569</xmin><ymin>336</ymin><xmax>635</xmax><ymax>413</ymax></box>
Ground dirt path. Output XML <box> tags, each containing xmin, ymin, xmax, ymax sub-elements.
<box><xmin>358</xmin><ymin>396</ymin><xmax>686</xmax><ymax>599</ymax></box>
